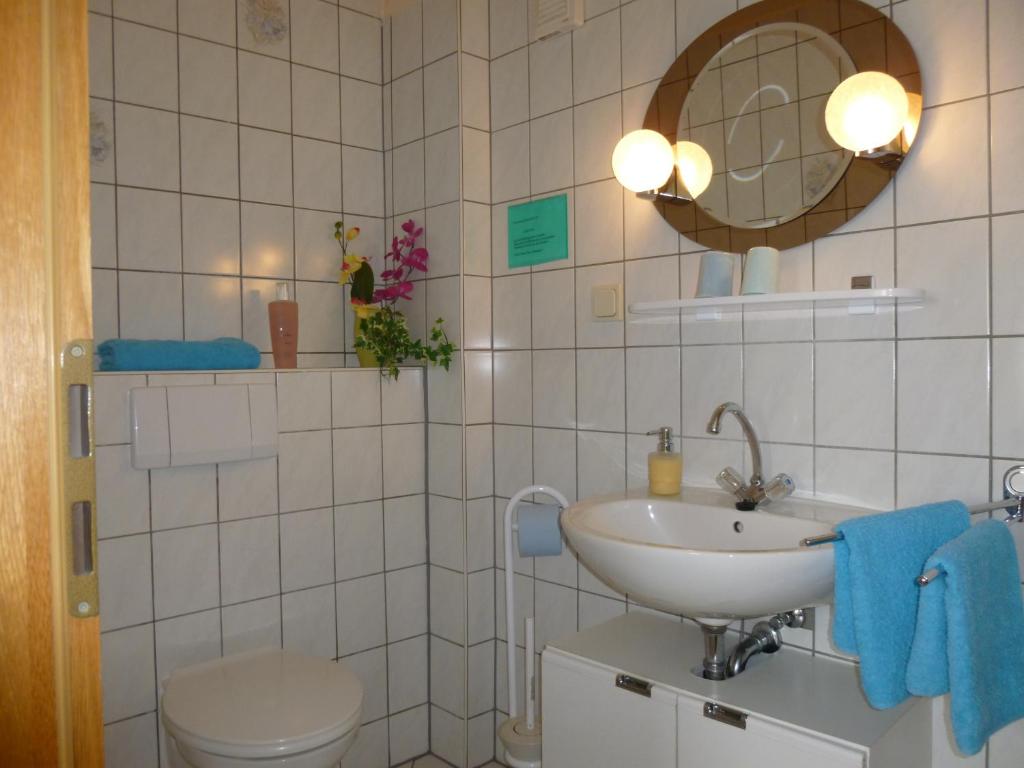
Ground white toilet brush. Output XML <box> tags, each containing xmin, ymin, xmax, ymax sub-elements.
<box><xmin>499</xmin><ymin>486</ymin><xmax>569</xmax><ymax>768</ymax></box>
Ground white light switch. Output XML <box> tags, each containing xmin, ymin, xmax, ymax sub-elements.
<box><xmin>591</xmin><ymin>284</ymin><xmax>622</xmax><ymax>320</ymax></box>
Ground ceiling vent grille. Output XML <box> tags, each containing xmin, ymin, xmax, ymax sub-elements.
<box><xmin>531</xmin><ymin>0</ymin><xmax>583</xmax><ymax>41</ymax></box>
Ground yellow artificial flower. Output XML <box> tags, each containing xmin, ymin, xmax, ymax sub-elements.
<box><xmin>346</xmin><ymin>227</ymin><xmax>360</xmax><ymax>241</ymax></box>
<box><xmin>339</xmin><ymin>253</ymin><xmax>366</xmax><ymax>282</ymax></box>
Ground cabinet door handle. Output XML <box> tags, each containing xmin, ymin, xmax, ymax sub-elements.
<box><xmin>703</xmin><ymin>702</ymin><xmax>747</xmax><ymax>730</ymax></box>
<box><xmin>615</xmin><ymin>673</ymin><xmax>652</xmax><ymax>697</ymax></box>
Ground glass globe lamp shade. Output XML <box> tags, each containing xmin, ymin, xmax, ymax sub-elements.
<box><xmin>825</xmin><ymin>72</ymin><xmax>910</xmax><ymax>153</ymax></box>
<box><xmin>675</xmin><ymin>141</ymin><xmax>713</xmax><ymax>198</ymax></box>
<box><xmin>611</xmin><ymin>130</ymin><xmax>675</xmax><ymax>193</ymax></box>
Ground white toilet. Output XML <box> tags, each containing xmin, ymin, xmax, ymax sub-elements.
<box><xmin>161</xmin><ymin>648</ymin><xmax>364</xmax><ymax>768</ymax></box>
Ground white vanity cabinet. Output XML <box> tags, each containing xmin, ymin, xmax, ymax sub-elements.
<box><xmin>543</xmin><ymin>654</ymin><xmax>677</xmax><ymax>767</ymax></box>
<box><xmin>543</xmin><ymin>614</ymin><xmax>931</xmax><ymax>768</ymax></box>
<box><xmin>676</xmin><ymin>693</ymin><xmax>865</xmax><ymax>767</ymax></box>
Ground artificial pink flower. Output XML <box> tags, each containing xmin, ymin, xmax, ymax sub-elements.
<box><xmin>403</xmin><ymin>247</ymin><xmax>428</xmax><ymax>272</ymax></box>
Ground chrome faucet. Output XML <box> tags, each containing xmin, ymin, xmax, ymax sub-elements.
<box><xmin>706</xmin><ymin>402</ymin><xmax>794</xmax><ymax>510</ymax></box>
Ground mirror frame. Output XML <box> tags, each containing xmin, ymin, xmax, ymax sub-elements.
<box><xmin>643</xmin><ymin>0</ymin><xmax>921</xmax><ymax>252</ymax></box>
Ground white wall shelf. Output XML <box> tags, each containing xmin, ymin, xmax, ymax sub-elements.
<box><xmin>628</xmin><ymin>288</ymin><xmax>925</xmax><ymax>319</ymax></box>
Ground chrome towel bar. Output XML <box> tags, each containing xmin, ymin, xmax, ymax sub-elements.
<box><xmin>799</xmin><ymin>465</ymin><xmax>1024</xmax><ymax>587</ymax></box>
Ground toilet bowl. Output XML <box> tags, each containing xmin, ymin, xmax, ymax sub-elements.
<box><xmin>161</xmin><ymin>648</ymin><xmax>363</xmax><ymax>768</ymax></box>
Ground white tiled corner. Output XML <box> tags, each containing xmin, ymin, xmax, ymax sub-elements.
<box><xmin>387</xmin><ymin>635</ymin><xmax>428</xmax><ymax>712</ymax></box>
<box><xmin>384</xmin><ymin>495</ymin><xmax>426</xmax><ymax>571</ymax></box>
<box><xmin>385</xmin><ymin>565</ymin><xmax>428</xmax><ymax>641</ymax></box>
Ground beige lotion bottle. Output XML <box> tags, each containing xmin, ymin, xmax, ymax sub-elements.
<box><xmin>646</xmin><ymin>427</ymin><xmax>682</xmax><ymax>495</ymax></box>
<box><xmin>268</xmin><ymin>282</ymin><xmax>298</xmax><ymax>368</ymax></box>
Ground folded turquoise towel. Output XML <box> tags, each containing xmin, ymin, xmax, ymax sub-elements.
<box><xmin>906</xmin><ymin>520</ymin><xmax>1024</xmax><ymax>756</ymax></box>
<box><xmin>833</xmin><ymin>501</ymin><xmax>970</xmax><ymax>709</ymax></box>
<box><xmin>97</xmin><ymin>338</ymin><xmax>261</xmax><ymax>371</ymax></box>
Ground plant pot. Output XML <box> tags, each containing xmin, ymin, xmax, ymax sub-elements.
<box><xmin>352</xmin><ymin>303</ymin><xmax>380</xmax><ymax>368</ymax></box>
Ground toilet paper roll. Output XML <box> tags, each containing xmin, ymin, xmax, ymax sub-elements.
<box><xmin>517</xmin><ymin>504</ymin><xmax>564</xmax><ymax>557</ymax></box>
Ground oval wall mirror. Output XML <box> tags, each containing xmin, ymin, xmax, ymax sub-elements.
<box><xmin>644</xmin><ymin>0</ymin><xmax>921</xmax><ymax>252</ymax></box>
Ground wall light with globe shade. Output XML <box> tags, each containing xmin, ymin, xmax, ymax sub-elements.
<box><xmin>611</xmin><ymin>129</ymin><xmax>676</xmax><ymax>194</ymax></box>
<box><xmin>825</xmin><ymin>71</ymin><xmax>910</xmax><ymax>154</ymax></box>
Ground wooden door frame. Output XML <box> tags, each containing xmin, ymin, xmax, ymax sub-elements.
<box><xmin>0</xmin><ymin>1</ymin><xmax>102</xmax><ymax>765</ymax></box>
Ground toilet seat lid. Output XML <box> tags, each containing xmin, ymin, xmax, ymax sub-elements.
<box><xmin>162</xmin><ymin>648</ymin><xmax>363</xmax><ymax>759</ymax></box>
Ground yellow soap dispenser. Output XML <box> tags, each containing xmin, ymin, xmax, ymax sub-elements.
<box><xmin>646</xmin><ymin>427</ymin><xmax>682</xmax><ymax>495</ymax></box>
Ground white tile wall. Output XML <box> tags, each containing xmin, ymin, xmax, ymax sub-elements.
<box><xmin>97</xmin><ymin>368</ymin><xmax>427</xmax><ymax>768</ymax></box>
<box><xmin>91</xmin><ymin>0</ymin><xmax>1024</xmax><ymax>766</ymax></box>
<box><xmin>89</xmin><ymin>0</ymin><xmax>385</xmax><ymax>366</ymax></box>
<box><xmin>478</xmin><ymin>1</ymin><xmax>1024</xmax><ymax>765</ymax></box>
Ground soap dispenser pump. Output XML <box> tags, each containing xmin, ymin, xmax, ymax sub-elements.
<box><xmin>646</xmin><ymin>427</ymin><xmax>682</xmax><ymax>496</ymax></box>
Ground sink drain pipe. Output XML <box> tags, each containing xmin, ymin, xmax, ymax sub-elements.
<box><xmin>500</xmin><ymin>485</ymin><xmax>570</xmax><ymax>768</ymax></box>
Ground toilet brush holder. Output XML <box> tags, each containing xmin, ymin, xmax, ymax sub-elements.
<box><xmin>499</xmin><ymin>715</ymin><xmax>542</xmax><ymax>768</ymax></box>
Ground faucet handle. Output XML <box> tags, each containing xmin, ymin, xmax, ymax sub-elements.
<box><xmin>715</xmin><ymin>467</ymin><xmax>745</xmax><ymax>496</ymax></box>
<box><xmin>762</xmin><ymin>474</ymin><xmax>795</xmax><ymax>503</ymax></box>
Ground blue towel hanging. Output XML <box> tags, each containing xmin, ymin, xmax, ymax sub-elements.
<box><xmin>907</xmin><ymin>520</ymin><xmax>1024</xmax><ymax>755</ymax></box>
<box><xmin>832</xmin><ymin>501</ymin><xmax>970</xmax><ymax>709</ymax></box>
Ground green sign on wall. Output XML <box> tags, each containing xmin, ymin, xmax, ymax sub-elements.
<box><xmin>507</xmin><ymin>194</ymin><xmax>569</xmax><ymax>269</ymax></box>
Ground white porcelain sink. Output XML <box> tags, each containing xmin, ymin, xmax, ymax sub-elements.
<box><xmin>562</xmin><ymin>487</ymin><xmax>870</xmax><ymax>626</ymax></box>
